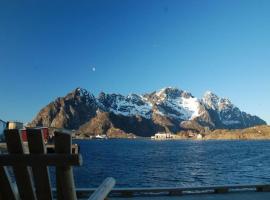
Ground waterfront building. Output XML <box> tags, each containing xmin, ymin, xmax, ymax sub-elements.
<box><xmin>152</xmin><ymin>132</ymin><xmax>176</xmax><ymax>140</ymax></box>
<box><xmin>6</xmin><ymin>121</ymin><xmax>23</xmax><ymax>130</ymax></box>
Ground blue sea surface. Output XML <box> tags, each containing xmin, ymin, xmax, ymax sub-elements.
<box><xmin>68</xmin><ymin>139</ymin><xmax>270</xmax><ymax>188</ymax></box>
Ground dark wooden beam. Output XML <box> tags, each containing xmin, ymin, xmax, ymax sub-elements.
<box><xmin>0</xmin><ymin>154</ymin><xmax>82</xmax><ymax>166</ymax></box>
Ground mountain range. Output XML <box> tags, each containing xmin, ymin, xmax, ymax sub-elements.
<box><xmin>29</xmin><ymin>87</ymin><xmax>266</xmax><ymax>137</ymax></box>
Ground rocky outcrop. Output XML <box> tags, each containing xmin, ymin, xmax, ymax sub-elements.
<box><xmin>29</xmin><ymin>88</ymin><xmax>98</xmax><ymax>129</ymax></box>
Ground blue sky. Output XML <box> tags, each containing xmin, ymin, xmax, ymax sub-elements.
<box><xmin>0</xmin><ymin>0</ymin><xmax>270</xmax><ymax>124</ymax></box>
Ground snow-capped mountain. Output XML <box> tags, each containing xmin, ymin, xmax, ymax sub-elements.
<box><xmin>202</xmin><ymin>91</ymin><xmax>263</xmax><ymax>128</ymax></box>
<box><xmin>29</xmin><ymin>87</ymin><xmax>266</xmax><ymax>136</ymax></box>
<box><xmin>145</xmin><ymin>87</ymin><xmax>203</xmax><ymax>120</ymax></box>
<box><xmin>98</xmin><ymin>92</ymin><xmax>152</xmax><ymax>119</ymax></box>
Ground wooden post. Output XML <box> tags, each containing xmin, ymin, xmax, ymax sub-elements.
<box><xmin>4</xmin><ymin>129</ymin><xmax>37</xmax><ymax>200</ymax></box>
<box><xmin>55</xmin><ymin>131</ymin><xmax>77</xmax><ymax>200</ymax></box>
<box><xmin>27</xmin><ymin>129</ymin><xmax>53</xmax><ymax>200</ymax></box>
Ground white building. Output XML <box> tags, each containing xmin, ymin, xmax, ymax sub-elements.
<box><xmin>196</xmin><ymin>134</ymin><xmax>203</xmax><ymax>140</ymax></box>
<box><xmin>152</xmin><ymin>132</ymin><xmax>175</xmax><ymax>140</ymax></box>
<box><xmin>6</xmin><ymin>121</ymin><xmax>23</xmax><ymax>130</ymax></box>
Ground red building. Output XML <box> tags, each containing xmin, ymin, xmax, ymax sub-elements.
<box><xmin>21</xmin><ymin>127</ymin><xmax>49</xmax><ymax>143</ymax></box>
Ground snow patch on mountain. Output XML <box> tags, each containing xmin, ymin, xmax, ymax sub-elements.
<box><xmin>151</xmin><ymin>87</ymin><xmax>201</xmax><ymax>120</ymax></box>
<box><xmin>157</xmin><ymin>96</ymin><xmax>201</xmax><ymax>120</ymax></box>
<box><xmin>106</xmin><ymin>94</ymin><xmax>152</xmax><ymax>119</ymax></box>
<box><xmin>181</xmin><ymin>97</ymin><xmax>201</xmax><ymax>119</ymax></box>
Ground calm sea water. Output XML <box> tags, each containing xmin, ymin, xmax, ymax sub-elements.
<box><xmin>69</xmin><ymin>139</ymin><xmax>270</xmax><ymax>188</ymax></box>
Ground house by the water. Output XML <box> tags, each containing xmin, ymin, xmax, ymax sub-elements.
<box><xmin>151</xmin><ymin>131</ymin><xmax>203</xmax><ymax>140</ymax></box>
<box><xmin>6</xmin><ymin>121</ymin><xmax>23</xmax><ymax>130</ymax></box>
<box><xmin>151</xmin><ymin>132</ymin><xmax>177</xmax><ymax>140</ymax></box>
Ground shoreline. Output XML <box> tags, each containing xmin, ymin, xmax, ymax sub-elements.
<box><xmin>73</xmin><ymin>137</ymin><xmax>270</xmax><ymax>141</ymax></box>
<box><xmin>74</xmin><ymin>125</ymin><xmax>270</xmax><ymax>141</ymax></box>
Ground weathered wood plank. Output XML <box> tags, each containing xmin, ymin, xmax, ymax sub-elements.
<box><xmin>55</xmin><ymin>131</ymin><xmax>77</xmax><ymax>200</ymax></box>
<box><xmin>4</xmin><ymin>129</ymin><xmax>37</xmax><ymax>200</ymax></box>
<box><xmin>46</xmin><ymin>144</ymin><xmax>79</xmax><ymax>154</ymax></box>
<box><xmin>27</xmin><ymin>129</ymin><xmax>52</xmax><ymax>200</ymax></box>
<box><xmin>0</xmin><ymin>166</ymin><xmax>18</xmax><ymax>200</ymax></box>
<box><xmin>0</xmin><ymin>154</ymin><xmax>82</xmax><ymax>166</ymax></box>
<box><xmin>88</xmin><ymin>177</ymin><xmax>115</xmax><ymax>200</ymax></box>
<box><xmin>71</xmin><ymin>183</ymin><xmax>270</xmax><ymax>198</ymax></box>
<box><xmin>0</xmin><ymin>143</ymin><xmax>79</xmax><ymax>154</ymax></box>
<box><xmin>98</xmin><ymin>183</ymin><xmax>270</xmax><ymax>192</ymax></box>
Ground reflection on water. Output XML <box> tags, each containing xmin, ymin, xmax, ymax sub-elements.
<box><xmin>68</xmin><ymin>139</ymin><xmax>270</xmax><ymax>188</ymax></box>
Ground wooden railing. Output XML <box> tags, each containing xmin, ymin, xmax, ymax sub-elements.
<box><xmin>60</xmin><ymin>183</ymin><xmax>270</xmax><ymax>199</ymax></box>
<box><xmin>0</xmin><ymin>129</ymin><xmax>115</xmax><ymax>200</ymax></box>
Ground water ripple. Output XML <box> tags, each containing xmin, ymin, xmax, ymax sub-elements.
<box><xmin>67</xmin><ymin>139</ymin><xmax>270</xmax><ymax>188</ymax></box>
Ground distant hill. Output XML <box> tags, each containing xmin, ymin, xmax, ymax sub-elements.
<box><xmin>202</xmin><ymin>125</ymin><xmax>270</xmax><ymax>140</ymax></box>
<box><xmin>29</xmin><ymin>87</ymin><xmax>266</xmax><ymax>137</ymax></box>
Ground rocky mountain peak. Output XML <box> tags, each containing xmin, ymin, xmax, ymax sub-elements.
<box><xmin>155</xmin><ymin>87</ymin><xmax>183</xmax><ymax>99</ymax></box>
<box><xmin>202</xmin><ymin>91</ymin><xmax>220</xmax><ymax>110</ymax></box>
<box><xmin>73</xmin><ymin>87</ymin><xmax>93</xmax><ymax>98</ymax></box>
<box><xmin>219</xmin><ymin>98</ymin><xmax>234</xmax><ymax>110</ymax></box>
<box><xmin>69</xmin><ymin>87</ymin><xmax>97</xmax><ymax>107</ymax></box>
<box><xmin>202</xmin><ymin>91</ymin><xmax>234</xmax><ymax>111</ymax></box>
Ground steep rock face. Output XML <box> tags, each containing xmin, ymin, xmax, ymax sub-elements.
<box><xmin>30</xmin><ymin>87</ymin><xmax>267</xmax><ymax>136</ymax></box>
<box><xmin>77</xmin><ymin>111</ymin><xmax>161</xmax><ymax>137</ymax></box>
<box><xmin>29</xmin><ymin>88</ymin><xmax>99</xmax><ymax>129</ymax></box>
<box><xmin>151</xmin><ymin>112</ymin><xmax>179</xmax><ymax>133</ymax></box>
<box><xmin>108</xmin><ymin>113</ymin><xmax>161</xmax><ymax>137</ymax></box>
<box><xmin>77</xmin><ymin>111</ymin><xmax>112</xmax><ymax>136</ymax></box>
